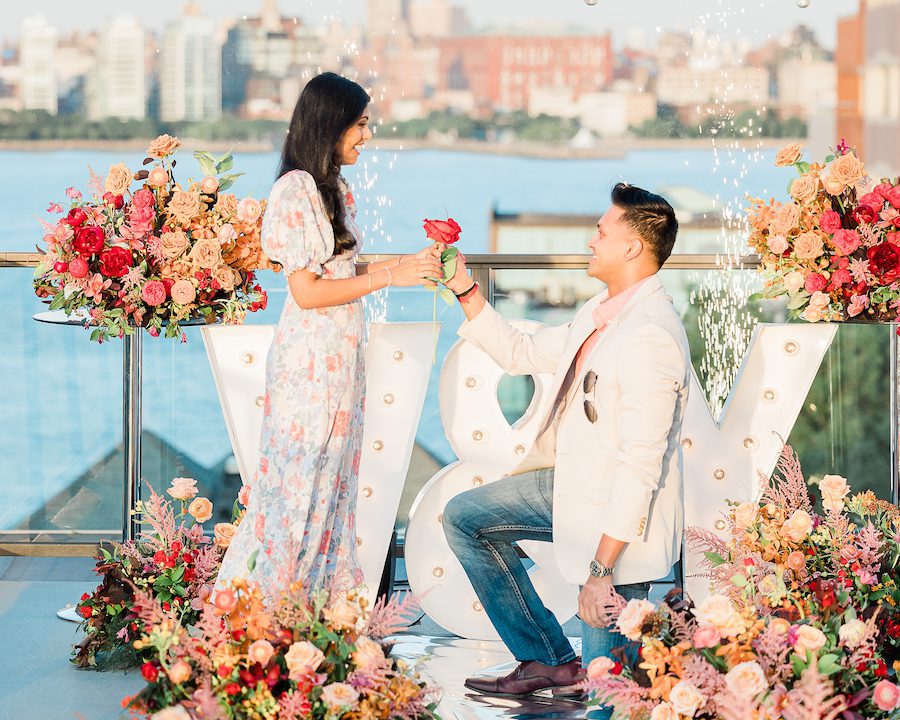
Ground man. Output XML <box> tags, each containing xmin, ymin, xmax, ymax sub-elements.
<box><xmin>441</xmin><ymin>183</ymin><xmax>690</xmax><ymax>707</ymax></box>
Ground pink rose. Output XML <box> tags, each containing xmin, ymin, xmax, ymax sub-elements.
<box><xmin>792</xmin><ymin>625</ymin><xmax>827</xmax><ymax>655</ymax></box>
<box><xmin>859</xmin><ymin>192</ymin><xmax>884</xmax><ymax>211</ymax></box>
<box><xmin>847</xmin><ymin>294</ymin><xmax>869</xmax><ymax>317</ymax></box>
<box><xmin>804</xmin><ymin>273</ymin><xmax>827</xmax><ymax>293</ymax></box>
<box><xmin>875</xmin><ymin>182</ymin><xmax>894</xmax><ymax>199</ymax></box>
<box><xmin>615</xmin><ymin>598</ymin><xmax>656</xmax><ymax>641</ymax></box>
<box><xmin>802</xmin><ymin>302</ymin><xmax>822</xmax><ymax>321</ymax></box>
<box><xmin>831</xmin><ymin>268</ymin><xmax>852</xmax><ymax>286</ymax></box>
<box><xmin>200</xmin><ymin>176</ymin><xmax>219</xmax><ymax>194</ymax></box>
<box><xmin>819</xmin><ymin>474</ymin><xmax>850</xmax><ymax>513</ymax></box>
<box><xmin>832</xmin><ymin>229</ymin><xmax>861</xmax><ymax>255</ymax></box>
<box><xmin>133</xmin><ymin>188</ymin><xmax>155</xmax><ymax>209</ymax></box>
<box><xmin>692</xmin><ymin>624</ymin><xmax>721</xmax><ymax>649</ymax></box>
<box><xmin>768</xmin><ymin>234</ymin><xmax>788</xmax><ymax>254</ymax></box>
<box><xmin>819</xmin><ymin>210</ymin><xmax>842</xmax><ymax>234</ymax></box>
<box><xmin>784</xmin><ymin>271</ymin><xmax>806</xmax><ymax>295</ymax></box>
<box><xmin>141</xmin><ymin>280</ymin><xmax>167</xmax><ymax>306</ymax></box>
<box><xmin>724</xmin><ymin>661</ymin><xmax>767</xmax><ymax>701</ymax></box>
<box><xmin>69</xmin><ymin>256</ymin><xmax>89</xmax><ymax>278</ymax></box>
<box><xmin>782</xmin><ymin>508</ymin><xmax>813</xmax><ymax>542</ymax></box>
<box><xmin>167</xmin><ymin>477</ymin><xmax>198</xmax><ymax>501</ymax></box>
<box><xmin>285</xmin><ymin>641</ymin><xmax>325</xmax><ymax>679</ymax></box>
<box><xmin>248</xmin><ymin>639</ymin><xmax>275</xmax><ymax>667</ymax></box>
<box><xmin>217</xmin><ymin>223</ymin><xmax>238</xmax><ymax>245</ymax></box>
<box><xmin>809</xmin><ymin>291</ymin><xmax>830</xmax><ymax>310</ymax></box>
<box><xmin>873</xmin><ymin>681</ymin><xmax>900</xmax><ymax>712</ymax></box>
<box><xmin>237</xmin><ymin>197</ymin><xmax>262</xmax><ymax>223</ymax></box>
<box><xmin>167</xmin><ymin>660</ymin><xmax>192</xmax><ymax>685</ymax></box>
<box><xmin>170</xmin><ymin>279</ymin><xmax>196</xmax><ymax>305</ymax></box>
<box><xmin>66</xmin><ymin>186</ymin><xmax>82</xmax><ymax>200</ymax></box>
<box><xmin>887</xmin><ymin>186</ymin><xmax>900</xmax><ymax>210</ymax></box>
<box><xmin>148</xmin><ymin>167</ymin><xmax>169</xmax><ymax>187</ymax></box>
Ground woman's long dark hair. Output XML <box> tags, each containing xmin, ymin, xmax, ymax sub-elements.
<box><xmin>278</xmin><ymin>72</ymin><xmax>370</xmax><ymax>256</ymax></box>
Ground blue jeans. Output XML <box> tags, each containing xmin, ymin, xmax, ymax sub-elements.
<box><xmin>442</xmin><ymin>468</ymin><xmax>652</xmax><ymax>671</ymax></box>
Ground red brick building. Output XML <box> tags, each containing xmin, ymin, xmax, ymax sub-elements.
<box><xmin>436</xmin><ymin>35</ymin><xmax>613</xmax><ymax>114</ymax></box>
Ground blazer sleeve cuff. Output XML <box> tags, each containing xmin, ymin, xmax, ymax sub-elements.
<box><xmin>458</xmin><ymin>302</ymin><xmax>500</xmax><ymax>343</ymax></box>
<box><xmin>602</xmin><ymin>486</ymin><xmax>653</xmax><ymax>543</ymax></box>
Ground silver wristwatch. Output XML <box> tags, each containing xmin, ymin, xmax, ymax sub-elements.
<box><xmin>589</xmin><ymin>560</ymin><xmax>614</xmax><ymax>578</ymax></box>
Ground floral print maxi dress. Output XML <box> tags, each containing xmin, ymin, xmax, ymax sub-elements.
<box><xmin>216</xmin><ymin>169</ymin><xmax>365</xmax><ymax>596</ymax></box>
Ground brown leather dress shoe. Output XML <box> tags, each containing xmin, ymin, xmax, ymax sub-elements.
<box><xmin>464</xmin><ymin>658</ymin><xmax>584</xmax><ymax>698</ymax></box>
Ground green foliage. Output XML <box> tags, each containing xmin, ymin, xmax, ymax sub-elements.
<box><xmin>630</xmin><ymin>105</ymin><xmax>807</xmax><ymax>140</ymax></box>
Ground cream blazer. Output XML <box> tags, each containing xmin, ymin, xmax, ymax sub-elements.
<box><xmin>457</xmin><ymin>274</ymin><xmax>690</xmax><ymax>585</ymax></box>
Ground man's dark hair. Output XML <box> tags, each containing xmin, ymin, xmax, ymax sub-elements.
<box><xmin>610</xmin><ymin>182</ymin><xmax>678</xmax><ymax>266</ymax></box>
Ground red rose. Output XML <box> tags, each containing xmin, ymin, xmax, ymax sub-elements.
<box><xmin>804</xmin><ymin>273</ymin><xmax>827</xmax><ymax>293</ymax></box>
<box><xmin>53</xmin><ymin>261</ymin><xmax>68</xmax><ymax>274</ymax></box>
<box><xmin>80</xmin><ymin>593</ymin><xmax>90</xmax><ymax>601</ymax></box>
<box><xmin>224</xmin><ymin>683</ymin><xmax>241</xmax><ymax>696</ymax></box>
<box><xmin>888</xmin><ymin>186</ymin><xmax>900</xmax><ymax>209</ymax></box>
<box><xmin>819</xmin><ymin>210</ymin><xmax>842</xmax><ymax>234</ymax></box>
<box><xmin>102</xmin><ymin>192</ymin><xmax>125</xmax><ymax>209</ymax></box>
<box><xmin>423</xmin><ymin>217</ymin><xmax>462</xmax><ymax>245</ymax></box>
<box><xmin>66</xmin><ymin>207</ymin><xmax>87</xmax><ymax>227</ymax></box>
<box><xmin>859</xmin><ymin>192</ymin><xmax>884</xmax><ymax>210</ymax></box>
<box><xmin>217</xmin><ymin>665</ymin><xmax>233</xmax><ymax>678</ymax></box>
<box><xmin>99</xmin><ymin>247</ymin><xmax>133</xmax><ymax>278</ymax></box>
<box><xmin>141</xmin><ymin>280</ymin><xmax>167</xmax><ymax>306</ymax></box>
<box><xmin>853</xmin><ymin>204</ymin><xmax>877</xmax><ymax>225</ymax></box>
<box><xmin>875</xmin><ymin>182</ymin><xmax>893</xmax><ymax>199</ymax></box>
<box><xmin>132</xmin><ymin>188</ymin><xmax>155</xmax><ymax>209</ymax></box>
<box><xmin>79</xmin><ymin>605</ymin><xmax>92</xmax><ymax>618</ymax></box>
<box><xmin>868</xmin><ymin>242</ymin><xmax>900</xmax><ymax>283</ymax></box>
<box><xmin>171</xmin><ymin>541</ymin><xmax>182</xmax><ymax>553</ymax></box>
<box><xmin>68</xmin><ymin>256</ymin><xmax>89</xmax><ymax>278</ymax></box>
<box><xmin>73</xmin><ymin>226</ymin><xmax>105</xmax><ymax>255</ymax></box>
<box><xmin>140</xmin><ymin>662</ymin><xmax>159</xmax><ymax>683</ymax></box>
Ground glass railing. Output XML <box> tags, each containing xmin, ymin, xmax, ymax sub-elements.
<box><xmin>1</xmin><ymin>252</ymin><xmax>894</xmax><ymax>555</ymax></box>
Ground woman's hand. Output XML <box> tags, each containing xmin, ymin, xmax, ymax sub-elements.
<box><xmin>444</xmin><ymin>250</ymin><xmax>474</xmax><ymax>295</ymax></box>
<box><xmin>391</xmin><ymin>244</ymin><xmax>443</xmax><ymax>287</ymax></box>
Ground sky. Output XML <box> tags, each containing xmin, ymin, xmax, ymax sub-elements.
<box><xmin>4</xmin><ymin>0</ymin><xmax>859</xmax><ymax>48</ymax></box>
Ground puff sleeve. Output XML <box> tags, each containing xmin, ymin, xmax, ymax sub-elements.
<box><xmin>261</xmin><ymin>170</ymin><xmax>335</xmax><ymax>276</ymax></box>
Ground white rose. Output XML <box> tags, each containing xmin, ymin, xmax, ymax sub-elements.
<box><xmin>782</xmin><ymin>509</ymin><xmax>813</xmax><ymax>543</ymax></box>
<box><xmin>320</xmin><ymin>682</ymin><xmax>360</xmax><ymax>711</ymax></box>
<box><xmin>649</xmin><ymin>702</ymin><xmax>679</xmax><ymax>720</ymax></box>
<box><xmin>839</xmin><ymin>618</ymin><xmax>867</xmax><ymax>649</ymax></box>
<box><xmin>819</xmin><ymin>474</ymin><xmax>850</xmax><ymax>514</ymax></box>
<box><xmin>809</xmin><ymin>291</ymin><xmax>830</xmax><ymax>310</ymax></box>
<box><xmin>733</xmin><ymin>502</ymin><xmax>758</xmax><ymax>529</ymax></box>
<box><xmin>615</xmin><ymin>598</ymin><xmax>656</xmax><ymax>641</ymax></box>
<box><xmin>694</xmin><ymin>595</ymin><xmax>747</xmax><ymax>638</ymax></box>
<box><xmin>793</xmin><ymin>625</ymin><xmax>827</xmax><ymax>656</ymax></box>
<box><xmin>669</xmin><ymin>680</ymin><xmax>706</xmax><ymax>717</ymax></box>
<box><xmin>784</xmin><ymin>271</ymin><xmax>806</xmax><ymax>295</ymax></box>
<box><xmin>725</xmin><ymin>660</ymin><xmax>768</xmax><ymax>700</ymax></box>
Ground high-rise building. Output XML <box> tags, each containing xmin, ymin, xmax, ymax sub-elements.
<box><xmin>367</xmin><ymin>0</ymin><xmax>410</xmax><ymax>38</ymax></box>
<box><xmin>85</xmin><ymin>17</ymin><xmax>146</xmax><ymax>121</ymax></box>
<box><xmin>20</xmin><ymin>16</ymin><xmax>58</xmax><ymax>114</ymax></box>
<box><xmin>159</xmin><ymin>4</ymin><xmax>220</xmax><ymax>122</ymax></box>
<box><xmin>409</xmin><ymin>0</ymin><xmax>469</xmax><ymax>38</ymax></box>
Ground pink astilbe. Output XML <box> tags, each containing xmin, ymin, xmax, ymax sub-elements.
<box><xmin>585</xmin><ymin>675</ymin><xmax>652</xmax><ymax>712</ymax></box>
<box><xmin>780</xmin><ymin>664</ymin><xmax>847</xmax><ymax>720</ymax></box>
<box><xmin>276</xmin><ymin>689</ymin><xmax>313</xmax><ymax>720</ymax></box>
<box><xmin>715</xmin><ymin>690</ymin><xmax>760</xmax><ymax>720</ymax></box>
<box><xmin>191</xmin><ymin>544</ymin><xmax>222</xmax><ymax>588</ymax></box>
<box><xmin>134</xmin><ymin>485</ymin><xmax>178</xmax><ymax>553</ymax></box>
<box><xmin>186</xmin><ymin>604</ymin><xmax>231</xmax><ymax>673</ymax></box>
<box><xmin>753</xmin><ymin>622</ymin><xmax>794</xmax><ymax>685</ymax></box>
<box><xmin>847</xmin><ymin>608</ymin><xmax>882</xmax><ymax>670</ymax></box>
<box><xmin>388</xmin><ymin>684</ymin><xmax>442</xmax><ymax>720</ymax></box>
<box><xmin>855</xmin><ymin>523</ymin><xmax>886</xmax><ymax>576</ymax></box>
<box><xmin>130</xmin><ymin>589</ymin><xmax>172</xmax><ymax>627</ymax></box>
<box><xmin>680</xmin><ymin>655</ymin><xmax>727</xmax><ymax>716</ymax></box>
<box><xmin>762</xmin><ymin>445</ymin><xmax>812</xmax><ymax>516</ymax></box>
<box><xmin>86</xmin><ymin>164</ymin><xmax>104</xmax><ymax>195</ymax></box>
<box><xmin>665</xmin><ymin>604</ymin><xmax>697</xmax><ymax>644</ymax></box>
<box><xmin>364</xmin><ymin>591</ymin><xmax>423</xmax><ymax>639</ymax></box>
<box><xmin>185</xmin><ymin>678</ymin><xmax>226</xmax><ymax>720</ymax></box>
<box><xmin>685</xmin><ymin>526</ymin><xmax>735</xmax><ymax>593</ymax></box>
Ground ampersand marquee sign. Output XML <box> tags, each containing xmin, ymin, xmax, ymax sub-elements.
<box><xmin>204</xmin><ymin>321</ymin><xmax>837</xmax><ymax>639</ymax></box>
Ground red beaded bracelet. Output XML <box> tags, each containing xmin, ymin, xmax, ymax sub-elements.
<box><xmin>456</xmin><ymin>282</ymin><xmax>479</xmax><ymax>303</ymax></box>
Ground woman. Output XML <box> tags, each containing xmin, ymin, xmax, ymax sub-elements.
<box><xmin>216</xmin><ymin>73</ymin><xmax>441</xmax><ymax>596</ymax></box>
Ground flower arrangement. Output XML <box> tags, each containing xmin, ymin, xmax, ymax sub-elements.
<box><xmin>123</xmin><ymin>580</ymin><xmax>440</xmax><ymax>720</ymax></box>
<box><xmin>33</xmin><ymin>135</ymin><xmax>279</xmax><ymax>342</ymax></box>
<box><xmin>581</xmin><ymin>447</ymin><xmax>900</xmax><ymax>719</ymax></box>
<box><xmin>748</xmin><ymin>142</ymin><xmax>900</xmax><ymax>323</ymax></box>
<box><xmin>73</xmin><ymin>477</ymin><xmax>242</xmax><ymax>669</ymax></box>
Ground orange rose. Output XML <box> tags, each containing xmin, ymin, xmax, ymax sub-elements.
<box><xmin>793</xmin><ymin>231</ymin><xmax>824</xmax><ymax>260</ymax></box>
<box><xmin>248</xmin><ymin>639</ymin><xmax>275</xmax><ymax>666</ymax></box>
<box><xmin>104</xmin><ymin>163</ymin><xmax>132</xmax><ymax>196</ymax></box>
<box><xmin>148</xmin><ymin>167</ymin><xmax>169</xmax><ymax>188</ymax></box>
<box><xmin>147</xmin><ymin>134</ymin><xmax>181</xmax><ymax>159</ymax></box>
<box><xmin>775</xmin><ymin>143</ymin><xmax>803</xmax><ymax>167</ymax></box>
<box><xmin>790</xmin><ymin>175</ymin><xmax>819</xmax><ymax>204</ymax></box>
<box><xmin>770</xmin><ymin>203</ymin><xmax>801</xmax><ymax>235</ymax></box>
<box><xmin>168</xmin><ymin>190</ymin><xmax>202</xmax><ymax>224</ymax></box>
<box><xmin>170</xmin><ymin>279</ymin><xmax>196</xmax><ymax>305</ymax></box>
<box><xmin>188</xmin><ymin>237</ymin><xmax>222</xmax><ymax>270</ymax></box>
<box><xmin>830</xmin><ymin>153</ymin><xmax>865</xmax><ymax>188</ymax></box>
<box><xmin>188</xmin><ymin>497</ymin><xmax>213</xmax><ymax>523</ymax></box>
<box><xmin>215</xmin><ymin>193</ymin><xmax>238</xmax><ymax>218</ymax></box>
<box><xmin>160</xmin><ymin>230</ymin><xmax>190</xmax><ymax>260</ymax></box>
<box><xmin>213</xmin><ymin>522</ymin><xmax>237</xmax><ymax>549</ymax></box>
<box><xmin>285</xmin><ymin>641</ymin><xmax>324</xmax><ymax>679</ymax></box>
<box><xmin>200</xmin><ymin>176</ymin><xmax>219</xmax><ymax>194</ymax></box>
<box><xmin>167</xmin><ymin>660</ymin><xmax>192</xmax><ymax>685</ymax></box>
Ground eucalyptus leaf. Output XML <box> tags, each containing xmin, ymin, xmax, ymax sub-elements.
<box><xmin>704</xmin><ymin>551</ymin><xmax>726</xmax><ymax>567</ymax></box>
<box><xmin>216</xmin><ymin>155</ymin><xmax>234</xmax><ymax>173</ymax></box>
<box><xmin>787</xmin><ymin>293</ymin><xmax>811</xmax><ymax>311</ymax></box>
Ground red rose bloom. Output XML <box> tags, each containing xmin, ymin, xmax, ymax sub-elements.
<box><xmin>79</xmin><ymin>605</ymin><xmax>92</xmax><ymax>618</ymax></box>
<box><xmin>819</xmin><ymin>210</ymin><xmax>842</xmax><ymax>234</ymax></box>
<box><xmin>224</xmin><ymin>683</ymin><xmax>241</xmax><ymax>696</ymax></box>
<box><xmin>141</xmin><ymin>280</ymin><xmax>167</xmax><ymax>307</ymax></box>
<box><xmin>804</xmin><ymin>273</ymin><xmax>827</xmax><ymax>293</ymax></box>
<box><xmin>868</xmin><ymin>242</ymin><xmax>900</xmax><ymax>284</ymax></box>
<box><xmin>875</xmin><ymin>182</ymin><xmax>893</xmax><ymax>199</ymax></box>
<box><xmin>831</xmin><ymin>268</ymin><xmax>852</xmax><ymax>286</ymax></box>
<box><xmin>102</xmin><ymin>192</ymin><xmax>125</xmax><ymax>209</ymax></box>
<box><xmin>888</xmin><ymin>186</ymin><xmax>900</xmax><ymax>210</ymax></box>
<box><xmin>132</xmin><ymin>188</ymin><xmax>155</xmax><ymax>209</ymax></box>
<box><xmin>99</xmin><ymin>247</ymin><xmax>133</xmax><ymax>278</ymax></box>
<box><xmin>73</xmin><ymin>226</ymin><xmax>105</xmax><ymax>255</ymax></box>
<box><xmin>858</xmin><ymin>192</ymin><xmax>884</xmax><ymax>211</ymax></box>
<box><xmin>53</xmin><ymin>261</ymin><xmax>68</xmax><ymax>274</ymax></box>
<box><xmin>852</xmin><ymin>204</ymin><xmax>877</xmax><ymax>225</ymax></box>
<box><xmin>423</xmin><ymin>217</ymin><xmax>462</xmax><ymax>245</ymax></box>
<box><xmin>140</xmin><ymin>662</ymin><xmax>159</xmax><ymax>683</ymax></box>
<box><xmin>66</xmin><ymin>207</ymin><xmax>87</xmax><ymax>227</ymax></box>
<box><xmin>68</xmin><ymin>256</ymin><xmax>89</xmax><ymax>278</ymax></box>
<box><xmin>832</xmin><ymin>229</ymin><xmax>861</xmax><ymax>255</ymax></box>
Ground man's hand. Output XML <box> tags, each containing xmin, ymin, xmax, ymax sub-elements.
<box><xmin>445</xmin><ymin>250</ymin><xmax>474</xmax><ymax>295</ymax></box>
<box><xmin>579</xmin><ymin>574</ymin><xmax>614</xmax><ymax>629</ymax></box>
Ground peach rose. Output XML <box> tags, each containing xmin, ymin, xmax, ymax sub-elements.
<box><xmin>168</xmin><ymin>190</ymin><xmax>202</xmax><ymax>224</ymax></box>
<box><xmin>694</xmin><ymin>595</ymin><xmax>747</xmax><ymax>638</ymax></box>
<box><xmin>692</xmin><ymin>624</ymin><xmax>721</xmax><ymax>649</ymax></box>
<box><xmin>733</xmin><ymin>502</ymin><xmax>758</xmax><ymax>529</ymax></box>
<box><xmin>352</xmin><ymin>636</ymin><xmax>385</xmax><ymax>671</ymax></box>
<box><xmin>147</xmin><ymin>134</ymin><xmax>181</xmax><ymax>159</ymax></box>
<box><xmin>150</xmin><ymin>707</ymin><xmax>191</xmax><ymax>720</ymax></box>
<box><xmin>216</xmin><ymin>193</ymin><xmax>238</xmax><ymax>218</ymax></box>
<box><xmin>830</xmin><ymin>153</ymin><xmax>865</xmax><ymax>188</ymax></box>
<box><xmin>188</xmin><ymin>497</ymin><xmax>213</xmax><ymax>523</ymax></box>
<box><xmin>669</xmin><ymin>680</ymin><xmax>706</xmax><ymax>717</ymax></box>
<box><xmin>172</xmin><ymin>258</ymin><xmax>193</xmax><ymax>277</ymax></box>
<box><xmin>213</xmin><ymin>522</ymin><xmax>237</xmax><ymax>549</ymax></box>
<box><xmin>725</xmin><ymin>661</ymin><xmax>767</xmax><ymax>700</ymax></box>
<box><xmin>809</xmin><ymin>291</ymin><xmax>830</xmax><ymax>310</ymax></box>
<box><xmin>822</xmin><ymin>172</ymin><xmax>846</xmax><ymax>196</ymax></box>
<box><xmin>160</xmin><ymin>230</ymin><xmax>190</xmax><ymax>260</ymax></box>
<box><xmin>237</xmin><ymin>197</ymin><xmax>263</xmax><ymax>223</ymax></box>
<box><xmin>792</xmin><ymin>625</ymin><xmax>827</xmax><ymax>656</ymax></box>
<box><xmin>217</xmin><ymin>223</ymin><xmax>238</xmax><ymax>245</ymax></box>
<box><xmin>212</xmin><ymin>265</ymin><xmax>236</xmax><ymax>292</ymax></box>
<box><xmin>615</xmin><ymin>598</ymin><xmax>656</xmax><ymax>641</ymax></box>
<box><xmin>170</xmin><ymin>279</ymin><xmax>196</xmax><ymax>305</ymax></box>
<box><xmin>782</xmin><ymin>508</ymin><xmax>813</xmax><ymax>542</ymax></box>
<box><xmin>214</xmin><ymin>588</ymin><xmax>237</xmax><ymax>614</ymax></box>
<box><xmin>200</xmin><ymin>176</ymin><xmax>219</xmax><ymax>194</ymax></box>
<box><xmin>167</xmin><ymin>660</ymin><xmax>192</xmax><ymax>685</ymax></box>
<box><xmin>786</xmin><ymin>550</ymin><xmax>806</xmax><ymax>573</ymax></box>
<box><xmin>189</xmin><ymin>237</ymin><xmax>222</xmax><ymax>270</ymax></box>
<box><xmin>248</xmin><ymin>639</ymin><xmax>275</xmax><ymax>666</ymax></box>
<box><xmin>649</xmin><ymin>702</ymin><xmax>678</xmax><ymax>720</ymax></box>
<box><xmin>325</xmin><ymin>595</ymin><xmax>362</xmax><ymax>631</ymax></box>
<box><xmin>320</xmin><ymin>682</ymin><xmax>360</xmax><ymax>711</ymax></box>
<box><xmin>838</xmin><ymin>618</ymin><xmax>867</xmax><ymax>649</ymax></box>
<box><xmin>790</xmin><ymin>175</ymin><xmax>819</xmax><ymax>204</ymax></box>
<box><xmin>769</xmin><ymin>618</ymin><xmax>791</xmax><ymax>635</ymax></box>
<box><xmin>794</xmin><ymin>231</ymin><xmax>825</xmax><ymax>260</ymax></box>
<box><xmin>167</xmin><ymin>477</ymin><xmax>198</xmax><ymax>501</ymax></box>
<box><xmin>770</xmin><ymin>203</ymin><xmax>802</xmax><ymax>235</ymax></box>
<box><xmin>767</xmin><ymin>234</ymin><xmax>789</xmax><ymax>254</ymax></box>
<box><xmin>587</xmin><ymin>656</ymin><xmax>617</xmax><ymax>680</ymax></box>
<box><xmin>104</xmin><ymin>162</ymin><xmax>132</xmax><ymax>196</ymax></box>
<box><xmin>148</xmin><ymin>167</ymin><xmax>169</xmax><ymax>188</ymax></box>
<box><xmin>775</xmin><ymin>143</ymin><xmax>803</xmax><ymax>167</ymax></box>
<box><xmin>784</xmin><ymin>271</ymin><xmax>806</xmax><ymax>295</ymax></box>
<box><xmin>285</xmin><ymin>641</ymin><xmax>325</xmax><ymax>679</ymax></box>
<box><xmin>873</xmin><ymin>680</ymin><xmax>900</xmax><ymax>712</ymax></box>
<box><xmin>818</xmin><ymin>474</ymin><xmax>850</xmax><ymax>513</ymax></box>
<box><xmin>801</xmin><ymin>305</ymin><xmax>823</xmax><ymax>323</ymax></box>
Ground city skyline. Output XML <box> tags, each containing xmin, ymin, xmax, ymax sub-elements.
<box><xmin>3</xmin><ymin>0</ymin><xmax>858</xmax><ymax>48</ymax></box>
